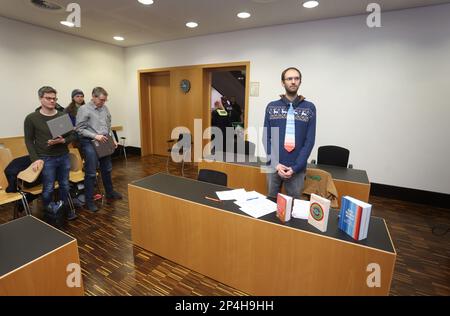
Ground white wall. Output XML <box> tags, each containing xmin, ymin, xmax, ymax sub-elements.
<box><xmin>0</xmin><ymin>16</ymin><xmax>126</xmax><ymax>137</ymax></box>
<box><xmin>125</xmin><ymin>4</ymin><xmax>450</xmax><ymax>194</ymax></box>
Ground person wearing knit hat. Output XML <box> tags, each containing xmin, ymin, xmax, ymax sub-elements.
<box><xmin>65</xmin><ymin>89</ymin><xmax>85</xmax><ymax>126</ymax></box>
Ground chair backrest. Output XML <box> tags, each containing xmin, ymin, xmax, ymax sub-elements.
<box><xmin>0</xmin><ymin>148</ymin><xmax>13</xmax><ymax>189</ymax></box>
<box><xmin>317</xmin><ymin>145</ymin><xmax>349</xmax><ymax>168</ymax></box>
<box><xmin>0</xmin><ymin>136</ymin><xmax>28</xmax><ymax>159</ymax></box>
<box><xmin>69</xmin><ymin>148</ymin><xmax>83</xmax><ymax>172</ymax></box>
<box><xmin>198</xmin><ymin>169</ymin><xmax>228</xmax><ymax>186</ymax></box>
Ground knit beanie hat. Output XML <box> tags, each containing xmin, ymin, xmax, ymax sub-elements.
<box><xmin>71</xmin><ymin>89</ymin><xmax>84</xmax><ymax>99</ymax></box>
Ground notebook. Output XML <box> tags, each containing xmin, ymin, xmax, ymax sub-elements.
<box><xmin>46</xmin><ymin>114</ymin><xmax>73</xmax><ymax>139</ymax></box>
<box><xmin>92</xmin><ymin>136</ymin><xmax>116</xmax><ymax>158</ymax></box>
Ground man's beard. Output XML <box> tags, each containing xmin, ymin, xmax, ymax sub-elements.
<box><xmin>285</xmin><ymin>86</ymin><xmax>299</xmax><ymax>96</ymax></box>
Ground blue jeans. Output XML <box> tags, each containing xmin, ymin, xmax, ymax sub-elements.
<box><xmin>266</xmin><ymin>169</ymin><xmax>306</xmax><ymax>199</ymax></box>
<box><xmin>80</xmin><ymin>138</ymin><xmax>114</xmax><ymax>204</ymax></box>
<box><xmin>41</xmin><ymin>153</ymin><xmax>70</xmax><ymax>209</ymax></box>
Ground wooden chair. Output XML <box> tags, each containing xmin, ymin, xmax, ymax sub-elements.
<box><xmin>166</xmin><ymin>133</ymin><xmax>192</xmax><ymax>176</ymax></box>
<box><xmin>0</xmin><ymin>148</ymin><xmax>30</xmax><ymax>218</ymax></box>
<box><xmin>0</xmin><ymin>136</ymin><xmax>28</xmax><ymax>159</ymax></box>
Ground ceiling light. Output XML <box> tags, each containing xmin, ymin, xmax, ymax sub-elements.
<box><xmin>237</xmin><ymin>12</ymin><xmax>251</xmax><ymax>19</ymax></box>
<box><xmin>303</xmin><ymin>1</ymin><xmax>319</xmax><ymax>8</ymax></box>
<box><xmin>60</xmin><ymin>21</ymin><xmax>75</xmax><ymax>27</ymax></box>
<box><xmin>138</xmin><ymin>0</ymin><xmax>154</xmax><ymax>5</ymax></box>
<box><xmin>186</xmin><ymin>22</ymin><xmax>198</xmax><ymax>28</ymax></box>
<box><xmin>113</xmin><ymin>36</ymin><xmax>125</xmax><ymax>41</ymax></box>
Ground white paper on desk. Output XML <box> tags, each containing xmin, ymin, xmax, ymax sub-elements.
<box><xmin>235</xmin><ymin>198</ymin><xmax>277</xmax><ymax>218</ymax></box>
<box><xmin>216</xmin><ymin>188</ymin><xmax>246</xmax><ymax>201</ymax></box>
<box><xmin>244</xmin><ymin>191</ymin><xmax>266</xmax><ymax>201</ymax></box>
<box><xmin>292</xmin><ymin>199</ymin><xmax>310</xmax><ymax>220</ymax></box>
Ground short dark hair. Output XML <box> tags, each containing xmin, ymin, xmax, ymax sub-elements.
<box><xmin>38</xmin><ymin>86</ymin><xmax>57</xmax><ymax>98</ymax></box>
<box><xmin>92</xmin><ymin>87</ymin><xmax>108</xmax><ymax>97</ymax></box>
<box><xmin>281</xmin><ymin>67</ymin><xmax>302</xmax><ymax>81</ymax></box>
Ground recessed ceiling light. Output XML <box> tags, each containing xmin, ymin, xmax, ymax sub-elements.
<box><xmin>113</xmin><ymin>36</ymin><xmax>125</xmax><ymax>41</ymax></box>
<box><xmin>138</xmin><ymin>0</ymin><xmax>154</xmax><ymax>5</ymax></box>
<box><xmin>186</xmin><ymin>22</ymin><xmax>198</xmax><ymax>28</ymax></box>
<box><xmin>237</xmin><ymin>12</ymin><xmax>251</xmax><ymax>19</ymax></box>
<box><xmin>60</xmin><ymin>20</ymin><xmax>74</xmax><ymax>27</ymax></box>
<box><xmin>303</xmin><ymin>1</ymin><xmax>319</xmax><ymax>8</ymax></box>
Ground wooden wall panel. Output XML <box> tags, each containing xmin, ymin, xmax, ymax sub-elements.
<box><xmin>169</xmin><ymin>68</ymin><xmax>203</xmax><ymax>134</ymax></box>
<box><xmin>150</xmin><ymin>73</ymin><xmax>170</xmax><ymax>156</ymax></box>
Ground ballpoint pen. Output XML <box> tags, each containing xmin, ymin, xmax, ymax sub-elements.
<box><xmin>205</xmin><ymin>196</ymin><xmax>221</xmax><ymax>202</ymax></box>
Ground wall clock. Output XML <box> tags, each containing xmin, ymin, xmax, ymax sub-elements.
<box><xmin>180</xmin><ymin>79</ymin><xmax>191</xmax><ymax>93</ymax></box>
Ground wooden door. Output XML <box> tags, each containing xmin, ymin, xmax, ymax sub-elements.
<box><xmin>150</xmin><ymin>73</ymin><xmax>170</xmax><ymax>156</ymax></box>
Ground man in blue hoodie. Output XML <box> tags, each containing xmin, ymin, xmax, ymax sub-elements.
<box><xmin>263</xmin><ymin>67</ymin><xmax>316</xmax><ymax>198</ymax></box>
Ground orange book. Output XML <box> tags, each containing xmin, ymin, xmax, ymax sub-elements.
<box><xmin>276</xmin><ymin>193</ymin><xmax>293</xmax><ymax>222</ymax></box>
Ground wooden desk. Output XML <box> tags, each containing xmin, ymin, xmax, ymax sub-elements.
<box><xmin>198</xmin><ymin>154</ymin><xmax>371</xmax><ymax>204</ymax></box>
<box><xmin>0</xmin><ymin>216</ymin><xmax>84</xmax><ymax>296</ymax></box>
<box><xmin>128</xmin><ymin>173</ymin><xmax>396</xmax><ymax>296</ymax></box>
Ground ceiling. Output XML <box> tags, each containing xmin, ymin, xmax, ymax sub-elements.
<box><xmin>1</xmin><ymin>0</ymin><xmax>449</xmax><ymax>47</ymax></box>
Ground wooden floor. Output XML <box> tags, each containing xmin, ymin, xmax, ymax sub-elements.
<box><xmin>1</xmin><ymin>154</ymin><xmax>449</xmax><ymax>296</ymax></box>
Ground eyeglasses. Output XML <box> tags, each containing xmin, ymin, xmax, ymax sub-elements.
<box><xmin>43</xmin><ymin>97</ymin><xmax>58</xmax><ymax>101</ymax></box>
<box><xmin>284</xmin><ymin>76</ymin><xmax>301</xmax><ymax>82</ymax></box>
<box><xmin>96</xmin><ymin>97</ymin><xmax>107</xmax><ymax>102</ymax></box>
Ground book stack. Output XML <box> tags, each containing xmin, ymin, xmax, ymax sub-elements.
<box><xmin>308</xmin><ymin>194</ymin><xmax>330</xmax><ymax>232</ymax></box>
<box><xmin>338</xmin><ymin>196</ymin><xmax>372</xmax><ymax>240</ymax></box>
<box><xmin>276</xmin><ymin>193</ymin><xmax>293</xmax><ymax>222</ymax></box>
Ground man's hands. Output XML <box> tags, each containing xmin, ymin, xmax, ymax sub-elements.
<box><xmin>94</xmin><ymin>134</ymin><xmax>108</xmax><ymax>143</ymax></box>
<box><xmin>32</xmin><ymin>159</ymin><xmax>44</xmax><ymax>172</ymax></box>
<box><xmin>276</xmin><ymin>164</ymin><xmax>294</xmax><ymax>179</ymax></box>
<box><xmin>47</xmin><ymin>136</ymin><xmax>65</xmax><ymax>146</ymax></box>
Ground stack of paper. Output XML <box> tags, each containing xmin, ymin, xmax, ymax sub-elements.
<box><xmin>215</xmin><ymin>189</ymin><xmax>276</xmax><ymax>218</ymax></box>
<box><xmin>292</xmin><ymin>199</ymin><xmax>310</xmax><ymax>220</ymax></box>
<box><xmin>235</xmin><ymin>198</ymin><xmax>277</xmax><ymax>218</ymax></box>
<box><xmin>216</xmin><ymin>189</ymin><xmax>247</xmax><ymax>201</ymax></box>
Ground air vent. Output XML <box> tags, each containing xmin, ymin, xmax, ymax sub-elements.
<box><xmin>30</xmin><ymin>0</ymin><xmax>63</xmax><ymax>10</ymax></box>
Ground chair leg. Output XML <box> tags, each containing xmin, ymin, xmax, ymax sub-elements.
<box><xmin>181</xmin><ymin>160</ymin><xmax>185</xmax><ymax>177</ymax></box>
<box><xmin>122</xmin><ymin>146</ymin><xmax>127</xmax><ymax>161</ymax></box>
<box><xmin>95</xmin><ymin>174</ymin><xmax>104</xmax><ymax>206</ymax></box>
<box><xmin>19</xmin><ymin>192</ymin><xmax>31</xmax><ymax>216</ymax></box>
<box><xmin>66</xmin><ymin>192</ymin><xmax>75</xmax><ymax>213</ymax></box>
<box><xmin>13</xmin><ymin>201</ymin><xmax>19</xmax><ymax>219</ymax></box>
<box><xmin>166</xmin><ymin>156</ymin><xmax>170</xmax><ymax>174</ymax></box>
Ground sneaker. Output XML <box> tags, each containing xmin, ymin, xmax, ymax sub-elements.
<box><xmin>86</xmin><ymin>203</ymin><xmax>98</xmax><ymax>212</ymax></box>
<box><xmin>106</xmin><ymin>191</ymin><xmax>122</xmax><ymax>200</ymax></box>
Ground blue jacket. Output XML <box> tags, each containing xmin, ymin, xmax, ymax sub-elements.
<box><xmin>263</xmin><ymin>95</ymin><xmax>316</xmax><ymax>173</ymax></box>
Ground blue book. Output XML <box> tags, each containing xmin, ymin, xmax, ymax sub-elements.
<box><xmin>338</xmin><ymin>196</ymin><xmax>372</xmax><ymax>240</ymax></box>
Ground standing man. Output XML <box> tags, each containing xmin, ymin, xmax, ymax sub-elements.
<box><xmin>24</xmin><ymin>86</ymin><xmax>77</xmax><ymax>220</ymax></box>
<box><xmin>76</xmin><ymin>87</ymin><xmax>122</xmax><ymax>212</ymax></box>
<box><xmin>263</xmin><ymin>67</ymin><xmax>316</xmax><ymax>198</ymax></box>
